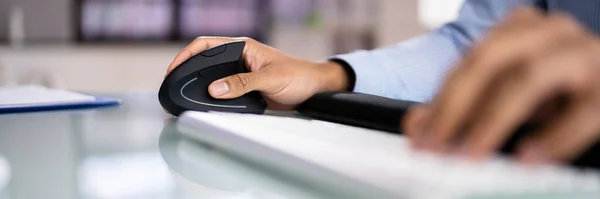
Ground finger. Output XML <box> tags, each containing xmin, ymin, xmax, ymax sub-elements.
<box><xmin>420</xmin><ymin>12</ymin><xmax>584</xmax><ymax>152</ymax></box>
<box><xmin>518</xmin><ymin>94</ymin><xmax>600</xmax><ymax>164</ymax></box>
<box><xmin>517</xmin><ymin>47</ymin><xmax>600</xmax><ymax>164</ymax></box>
<box><xmin>458</xmin><ymin>66</ymin><xmax>562</xmax><ymax>160</ymax></box>
<box><xmin>459</xmin><ymin>40</ymin><xmax>596</xmax><ymax>160</ymax></box>
<box><xmin>403</xmin><ymin>105</ymin><xmax>431</xmax><ymax>139</ymax></box>
<box><xmin>167</xmin><ymin>37</ymin><xmax>249</xmax><ymax>74</ymax></box>
<box><xmin>494</xmin><ymin>6</ymin><xmax>546</xmax><ymax>32</ymax></box>
<box><xmin>208</xmin><ymin>72</ymin><xmax>269</xmax><ymax>99</ymax></box>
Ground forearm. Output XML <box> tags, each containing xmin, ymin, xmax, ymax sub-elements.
<box><xmin>333</xmin><ymin>33</ymin><xmax>462</xmax><ymax>102</ymax></box>
<box><xmin>330</xmin><ymin>0</ymin><xmax>530</xmax><ymax>102</ymax></box>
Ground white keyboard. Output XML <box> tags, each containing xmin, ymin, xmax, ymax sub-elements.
<box><xmin>178</xmin><ymin>111</ymin><xmax>600</xmax><ymax>199</ymax></box>
<box><xmin>0</xmin><ymin>85</ymin><xmax>96</xmax><ymax>108</ymax></box>
<box><xmin>0</xmin><ymin>155</ymin><xmax>8</xmax><ymax>191</ymax></box>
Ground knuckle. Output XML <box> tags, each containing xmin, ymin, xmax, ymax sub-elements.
<box><xmin>567</xmin><ymin>74</ymin><xmax>591</xmax><ymax>92</ymax></box>
<box><xmin>568</xmin><ymin>48</ymin><xmax>599</xmax><ymax>88</ymax></box>
<box><xmin>197</xmin><ymin>36</ymin><xmax>218</xmax><ymax>40</ymax></box>
<box><xmin>233</xmin><ymin>37</ymin><xmax>260</xmax><ymax>50</ymax></box>
<box><xmin>467</xmin><ymin>41</ymin><xmax>509</xmax><ymax>69</ymax></box>
<box><xmin>195</xmin><ymin>36</ymin><xmax>209</xmax><ymax>41</ymax></box>
<box><xmin>233</xmin><ymin>74</ymin><xmax>251</xmax><ymax>89</ymax></box>
<box><xmin>570</xmin><ymin>61</ymin><xmax>597</xmax><ymax>91</ymax></box>
<box><xmin>548</xmin><ymin>14</ymin><xmax>584</xmax><ymax>36</ymax></box>
<box><xmin>235</xmin><ymin>37</ymin><xmax>255</xmax><ymax>42</ymax></box>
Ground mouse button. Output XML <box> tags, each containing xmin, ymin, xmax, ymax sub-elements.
<box><xmin>198</xmin><ymin>63</ymin><xmax>239</xmax><ymax>79</ymax></box>
<box><xmin>225</xmin><ymin>41</ymin><xmax>246</xmax><ymax>52</ymax></box>
<box><xmin>169</xmin><ymin>58</ymin><xmax>212</xmax><ymax>81</ymax></box>
<box><xmin>200</xmin><ymin>45</ymin><xmax>228</xmax><ymax>57</ymax></box>
<box><xmin>217</xmin><ymin>61</ymin><xmax>249</xmax><ymax>74</ymax></box>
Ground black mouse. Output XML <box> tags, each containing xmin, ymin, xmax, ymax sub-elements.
<box><xmin>159</xmin><ymin>41</ymin><xmax>266</xmax><ymax>116</ymax></box>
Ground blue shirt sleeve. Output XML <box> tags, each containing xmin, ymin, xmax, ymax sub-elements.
<box><xmin>334</xmin><ymin>0</ymin><xmax>533</xmax><ymax>102</ymax></box>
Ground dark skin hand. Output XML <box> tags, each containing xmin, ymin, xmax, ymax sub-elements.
<box><xmin>405</xmin><ymin>6</ymin><xmax>600</xmax><ymax>164</ymax></box>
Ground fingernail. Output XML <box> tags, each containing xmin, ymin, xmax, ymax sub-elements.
<box><xmin>210</xmin><ymin>81</ymin><xmax>229</xmax><ymax>96</ymax></box>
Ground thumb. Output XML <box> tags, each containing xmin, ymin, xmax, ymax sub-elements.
<box><xmin>208</xmin><ymin>72</ymin><xmax>266</xmax><ymax>99</ymax></box>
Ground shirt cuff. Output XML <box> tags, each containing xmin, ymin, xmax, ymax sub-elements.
<box><xmin>328</xmin><ymin>58</ymin><xmax>356</xmax><ymax>92</ymax></box>
<box><xmin>330</xmin><ymin>50</ymin><xmax>392</xmax><ymax>97</ymax></box>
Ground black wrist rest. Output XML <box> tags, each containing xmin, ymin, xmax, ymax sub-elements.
<box><xmin>297</xmin><ymin>92</ymin><xmax>600</xmax><ymax>169</ymax></box>
<box><xmin>297</xmin><ymin>92</ymin><xmax>418</xmax><ymax>133</ymax></box>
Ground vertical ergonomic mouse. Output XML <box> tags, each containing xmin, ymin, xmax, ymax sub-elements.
<box><xmin>159</xmin><ymin>41</ymin><xmax>266</xmax><ymax>116</ymax></box>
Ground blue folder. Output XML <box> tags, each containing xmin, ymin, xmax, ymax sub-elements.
<box><xmin>0</xmin><ymin>96</ymin><xmax>121</xmax><ymax>114</ymax></box>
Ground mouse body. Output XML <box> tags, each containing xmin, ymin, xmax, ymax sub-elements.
<box><xmin>159</xmin><ymin>41</ymin><xmax>266</xmax><ymax>116</ymax></box>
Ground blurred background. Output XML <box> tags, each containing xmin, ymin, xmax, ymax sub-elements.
<box><xmin>0</xmin><ymin>0</ymin><xmax>465</xmax><ymax>93</ymax></box>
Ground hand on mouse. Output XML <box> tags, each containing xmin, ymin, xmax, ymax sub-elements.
<box><xmin>166</xmin><ymin>37</ymin><xmax>350</xmax><ymax>110</ymax></box>
<box><xmin>404</xmin><ymin>7</ymin><xmax>600</xmax><ymax>164</ymax></box>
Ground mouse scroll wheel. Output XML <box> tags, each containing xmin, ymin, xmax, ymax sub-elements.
<box><xmin>201</xmin><ymin>45</ymin><xmax>228</xmax><ymax>57</ymax></box>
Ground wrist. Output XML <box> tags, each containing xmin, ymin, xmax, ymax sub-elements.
<box><xmin>316</xmin><ymin>61</ymin><xmax>351</xmax><ymax>92</ymax></box>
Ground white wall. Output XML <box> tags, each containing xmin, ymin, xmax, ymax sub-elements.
<box><xmin>0</xmin><ymin>46</ymin><xmax>183</xmax><ymax>92</ymax></box>
<box><xmin>377</xmin><ymin>0</ymin><xmax>427</xmax><ymax>46</ymax></box>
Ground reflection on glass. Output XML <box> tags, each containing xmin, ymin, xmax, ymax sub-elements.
<box><xmin>173</xmin><ymin>141</ymin><xmax>294</xmax><ymax>199</ymax></box>
<box><xmin>79</xmin><ymin>153</ymin><xmax>175</xmax><ymax>199</ymax></box>
<box><xmin>0</xmin><ymin>154</ymin><xmax>10</xmax><ymax>199</ymax></box>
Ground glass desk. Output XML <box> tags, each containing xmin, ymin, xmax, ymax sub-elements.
<box><xmin>1</xmin><ymin>93</ymin><xmax>598</xmax><ymax>199</ymax></box>
<box><xmin>0</xmin><ymin>92</ymin><xmax>383</xmax><ymax>199</ymax></box>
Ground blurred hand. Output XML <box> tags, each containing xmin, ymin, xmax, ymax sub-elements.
<box><xmin>167</xmin><ymin>37</ymin><xmax>349</xmax><ymax>110</ymax></box>
<box><xmin>405</xmin><ymin>7</ymin><xmax>600</xmax><ymax>164</ymax></box>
